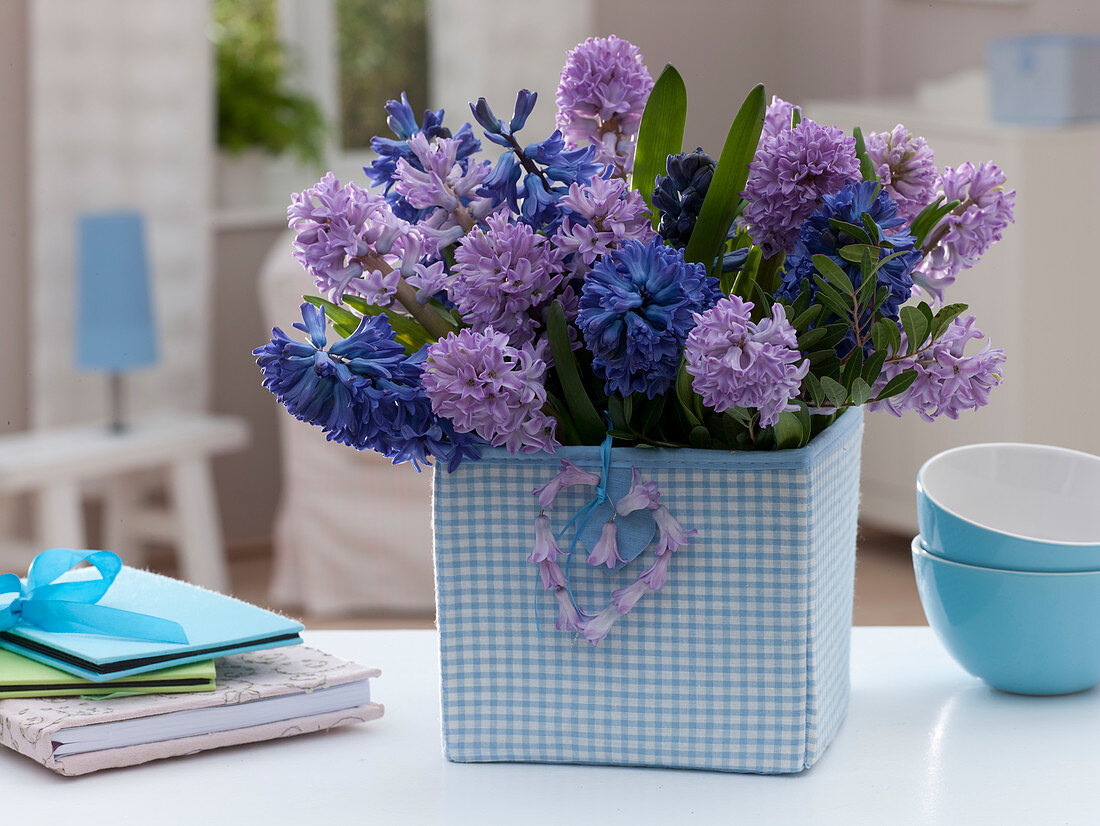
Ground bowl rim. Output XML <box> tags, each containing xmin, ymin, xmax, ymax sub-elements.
<box><xmin>916</xmin><ymin>442</ymin><xmax>1100</xmax><ymax>548</ymax></box>
<box><xmin>911</xmin><ymin>536</ymin><xmax>1100</xmax><ymax>576</ymax></box>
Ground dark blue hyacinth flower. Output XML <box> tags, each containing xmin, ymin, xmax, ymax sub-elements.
<box><xmin>577</xmin><ymin>238</ymin><xmax>721</xmax><ymax>399</ymax></box>
<box><xmin>782</xmin><ymin>181</ymin><xmax>923</xmax><ymax>348</ymax></box>
<box><xmin>652</xmin><ymin>148</ymin><xmax>716</xmax><ymax>249</ymax></box>
<box><xmin>365</xmin><ymin>93</ymin><xmax>481</xmax><ymax>222</ymax></box>
<box><xmin>254</xmin><ymin>304</ymin><xmax>480</xmax><ymax>471</ymax></box>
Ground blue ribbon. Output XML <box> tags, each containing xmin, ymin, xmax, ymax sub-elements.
<box><xmin>0</xmin><ymin>549</ymin><xmax>189</xmax><ymax>644</ymax></box>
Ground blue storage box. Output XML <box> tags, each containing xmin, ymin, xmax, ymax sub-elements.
<box><xmin>432</xmin><ymin>408</ymin><xmax>863</xmax><ymax>774</ymax></box>
<box><xmin>988</xmin><ymin>34</ymin><xmax>1100</xmax><ymax>125</ymax></box>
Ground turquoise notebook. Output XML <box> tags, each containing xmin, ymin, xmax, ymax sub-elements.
<box><xmin>0</xmin><ymin>566</ymin><xmax>302</xmax><ymax>682</ymax></box>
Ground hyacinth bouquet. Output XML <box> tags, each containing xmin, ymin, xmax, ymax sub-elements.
<box><xmin>256</xmin><ymin>36</ymin><xmax>1011</xmax><ymax>656</ymax></box>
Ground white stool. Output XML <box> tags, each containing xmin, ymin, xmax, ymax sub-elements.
<box><xmin>0</xmin><ymin>415</ymin><xmax>248</xmax><ymax>592</ymax></box>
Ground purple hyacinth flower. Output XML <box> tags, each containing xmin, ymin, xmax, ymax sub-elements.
<box><xmin>611</xmin><ymin>578</ymin><xmax>651</xmax><ymax>614</ymax></box>
<box><xmin>450</xmin><ymin>213</ymin><xmax>566</xmax><ymax>346</ymax></box>
<box><xmin>614</xmin><ymin>467</ymin><xmax>660</xmax><ymax>516</ymax></box>
<box><xmin>865</xmin><ymin>125</ymin><xmax>938</xmax><ymax>222</ymax></box>
<box><xmin>684</xmin><ymin>296</ymin><xmax>809</xmax><ymax>428</ymax></box>
<box><xmin>638</xmin><ymin>551</ymin><xmax>672</xmax><ymax>590</ymax></box>
<box><xmin>914</xmin><ymin>162</ymin><xmax>1015</xmax><ymax>304</ymax></box>
<box><xmin>580</xmin><ymin>604</ymin><xmax>621</xmax><ymax>647</ymax></box>
<box><xmin>555</xmin><ymin>35</ymin><xmax>654</xmax><ymax>172</ymax></box>
<box><xmin>587</xmin><ymin>520</ymin><xmax>622</xmax><ymax>569</ymax></box>
<box><xmin>532</xmin><ymin>459</ymin><xmax>601</xmax><ymax>510</ymax></box>
<box><xmin>421</xmin><ymin>328</ymin><xmax>559</xmax><ymax>455</ymax></box>
<box><xmin>868</xmin><ymin>316</ymin><xmax>1006</xmax><ymax>422</ymax></box>
<box><xmin>529</xmin><ymin>513</ymin><xmax>562</xmax><ymax>565</ymax></box>
<box><xmin>554</xmin><ymin>587</ymin><xmax>587</xmax><ymax>632</ymax></box>
<box><xmin>761</xmin><ymin>95</ymin><xmax>802</xmax><ymax>140</ymax></box>
<box><xmin>652</xmin><ymin>505</ymin><xmax>697</xmax><ymax>557</ymax></box>
<box><xmin>741</xmin><ymin>119</ymin><xmax>861</xmax><ymax>257</ymax></box>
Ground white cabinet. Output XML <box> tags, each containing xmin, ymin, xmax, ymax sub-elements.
<box><xmin>805</xmin><ymin>100</ymin><xmax>1100</xmax><ymax>534</ymax></box>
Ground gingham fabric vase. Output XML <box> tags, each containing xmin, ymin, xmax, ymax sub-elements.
<box><xmin>432</xmin><ymin>407</ymin><xmax>863</xmax><ymax>774</ymax></box>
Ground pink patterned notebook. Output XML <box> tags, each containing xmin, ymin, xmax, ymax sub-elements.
<box><xmin>0</xmin><ymin>645</ymin><xmax>383</xmax><ymax>776</ymax></box>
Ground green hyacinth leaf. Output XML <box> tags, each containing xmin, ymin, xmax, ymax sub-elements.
<box><xmin>631</xmin><ymin>63</ymin><xmax>688</xmax><ymax>228</ymax></box>
<box><xmin>547</xmin><ymin>300</ymin><xmax>606</xmax><ymax>444</ymax></box>
<box><xmin>684</xmin><ymin>84</ymin><xmax>766</xmax><ymax>269</ymax></box>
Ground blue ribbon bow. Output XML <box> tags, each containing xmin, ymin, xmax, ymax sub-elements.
<box><xmin>0</xmin><ymin>549</ymin><xmax>189</xmax><ymax>644</ymax></box>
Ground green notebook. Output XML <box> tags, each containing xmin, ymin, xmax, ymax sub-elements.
<box><xmin>0</xmin><ymin>649</ymin><xmax>216</xmax><ymax>698</ymax></box>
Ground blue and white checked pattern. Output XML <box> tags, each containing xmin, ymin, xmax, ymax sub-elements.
<box><xmin>433</xmin><ymin>408</ymin><xmax>863</xmax><ymax>774</ymax></box>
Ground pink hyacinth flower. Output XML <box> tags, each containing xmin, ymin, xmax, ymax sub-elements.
<box><xmin>554</xmin><ymin>587</ymin><xmax>586</xmax><ymax>632</ymax></box>
<box><xmin>528</xmin><ymin>514</ymin><xmax>561</xmax><ymax>564</ymax></box>
<box><xmin>612</xmin><ymin>578</ymin><xmax>651</xmax><ymax>614</ymax></box>
<box><xmin>587</xmin><ymin>520</ymin><xmax>622</xmax><ymax>569</ymax></box>
<box><xmin>531</xmin><ymin>459</ymin><xmax>601</xmax><ymax>510</ymax></box>
<box><xmin>580</xmin><ymin>604</ymin><xmax>621</xmax><ymax>647</ymax></box>
<box><xmin>614</xmin><ymin>467</ymin><xmax>660</xmax><ymax>516</ymax></box>
<box><xmin>652</xmin><ymin>505</ymin><xmax>697</xmax><ymax>556</ymax></box>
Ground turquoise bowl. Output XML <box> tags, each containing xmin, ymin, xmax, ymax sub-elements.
<box><xmin>913</xmin><ymin>537</ymin><xmax>1100</xmax><ymax>695</ymax></box>
<box><xmin>916</xmin><ymin>443</ymin><xmax>1100</xmax><ymax>572</ymax></box>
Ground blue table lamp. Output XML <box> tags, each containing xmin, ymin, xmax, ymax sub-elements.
<box><xmin>75</xmin><ymin>211</ymin><xmax>158</xmax><ymax>431</ymax></box>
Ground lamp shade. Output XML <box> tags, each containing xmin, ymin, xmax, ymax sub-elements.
<box><xmin>75</xmin><ymin>211</ymin><xmax>158</xmax><ymax>371</ymax></box>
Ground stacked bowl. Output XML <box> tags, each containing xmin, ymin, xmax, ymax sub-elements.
<box><xmin>913</xmin><ymin>443</ymin><xmax>1100</xmax><ymax>695</ymax></box>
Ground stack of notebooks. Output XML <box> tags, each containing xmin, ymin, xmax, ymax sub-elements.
<box><xmin>0</xmin><ymin>563</ymin><xmax>383</xmax><ymax>776</ymax></box>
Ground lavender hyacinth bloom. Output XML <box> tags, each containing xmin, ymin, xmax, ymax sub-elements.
<box><xmin>529</xmin><ymin>514</ymin><xmax>568</xmax><ymax>589</ymax></box>
<box><xmin>611</xmin><ymin>579</ymin><xmax>650</xmax><ymax>614</ymax></box>
<box><xmin>287</xmin><ymin>173</ymin><xmax>410</xmax><ymax>302</ymax></box>
<box><xmin>865</xmin><ymin>125</ymin><xmax>938</xmax><ymax>221</ymax></box>
<box><xmin>554</xmin><ymin>587</ymin><xmax>587</xmax><ymax>631</ymax></box>
<box><xmin>580</xmin><ymin>603</ymin><xmax>621</xmax><ymax>647</ymax></box>
<box><xmin>421</xmin><ymin>328</ymin><xmax>559</xmax><ymax>455</ymax></box>
<box><xmin>869</xmin><ymin>316</ymin><xmax>1006</xmax><ymax>422</ymax></box>
<box><xmin>684</xmin><ymin>296</ymin><xmax>809</xmax><ymax>428</ymax></box>
<box><xmin>761</xmin><ymin>95</ymin><xmax>802</xmax><ymax>140</ymax></box>
<box><xmin>615</xmin><ymin>467</ymin><xmax>660</xmax><ymax>516</ymax></box>
<box><xmin>651</xmin><ymin>504</ymin><xmax>698</xmax><ymax>557</ymax></box>
<box><xmin>741</xmin><ymin>119</ymin><xmax>861</xmax><ymax>257</ymax></box>
<box><xmin>554</xmin><ymin>175</ymin><xmax>655</xmax><ymax>275</ymax></box>
<box><xmin>393</xmin><ymin>133</ymin><xmax>490</xmax><ymax>210</ymax></box>
<box><xmin>587</xmin><ymin>520</ymin><xmax>622</xmax><ymax>569</ymax></box>
<box><xmin>532</xmin><ymin>459</ymin><xmax>601</xmax><ymax>510</ymax></box>
<box><xmin>578</xmin><ymin>238</ymin><xmax>721</xmax><ymax>398</ymax></box>
<box><xmin>450</xmin><ymin>213</ymin><xmax>566</xmax><ymax>345</ymax></box>
<box><xmin>914</xmin><ymin>162</ymin><xmax>1015</xmax><ymax>303</ymax></box>
<box><xmin>555</xmin><ymin>35</ymin><xmax>654</xmax><ymax>172</ymax></box>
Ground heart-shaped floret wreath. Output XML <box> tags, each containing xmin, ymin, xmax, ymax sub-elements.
<box><xmin>529</xmin><ymin>458</ymin><xmax>697</xmax><ymax>646</ymax></box>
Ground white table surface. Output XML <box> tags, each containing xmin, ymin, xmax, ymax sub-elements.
<box><xmin>1</xmin><ymin>627</ymin><xmax>1097</xmax><ymax>825</ymax></box>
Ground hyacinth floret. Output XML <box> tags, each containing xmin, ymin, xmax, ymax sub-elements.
<box><xmin>421</xmin><ymin>328</ymin><xmax>559</xmax><ymax>454</ymax></box>
<box><xmin>761</xmin><ymin>95</ymin><xmax>802</xmax><ymax>140</ymax></box>
<box><xmin>783</xmin><ymin>181</ymin><xmax>923</xmax><ymax>335</ymax></box>
<box><xmin>652</xmin><ymin>148</ymin><xmax>716</xmax><ymax>249</ymax></box>
<box><xmin>684</xmin><ymin>296</ymin><xmax>809</xmax><ymax>428</ymax></box>
<box><xmin>254</xmin><ymin>304</ymin><xmax>480</xmax><ymax>471</ymax></box>
<box><xmin>865</xmin><ymin>125</ymin><xmax>938</xmax><ymax>222</ymax></box>
<box><xmin>742</xmin><ymin>118</ymin><xmax>861</xmax><ymax>257</ymax></box>
<box><xmin>366</xmin><ymin>93</ymin><xmax>480</xmax><ymax>221</ymax></box>
<box><xmin>869</xmin><ymin>316</ymin><xmax>1005</xmax><ymax>422</ymax></box>
<box><xmin>449</xmin><ymin>213</ymin><xmax>567</xmax><ymax>345</ymax></box>
<box><xmin>914</xmin><ymin>162</ymin><xmax>1015</xmax><ymax>304</ymax></box>
<box><xmin>554</xmin><ymin>175</ymin><xmax>654</xmax><ymax>275</ymax></box>
<box><xmin>578</xmin><ymin>237</ymin><xmax>720</xmax><ymax>398</ymax></box>
<box><xmin>287</xmin><ymin>173</ymin><xmax>414</xmax><ymax>303</ymax></box>
<box><xmin>555</xmin><ymin>35</ymin><xmax>654</xmax><ymax>172</ymax></box>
